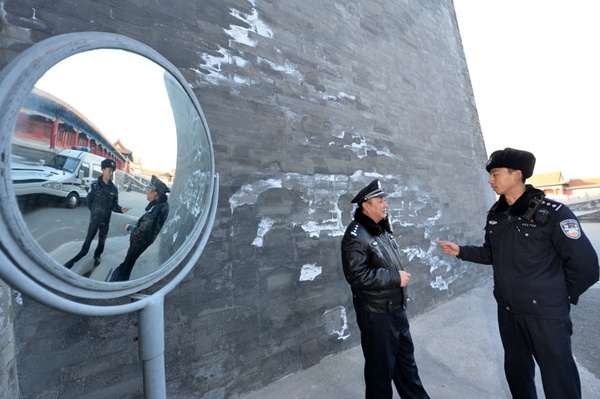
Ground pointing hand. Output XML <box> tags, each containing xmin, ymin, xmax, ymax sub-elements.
<box><xmin>435</xmin><ymin>240</ymin><xmax>460</xmax><ymax>256</ymax></box>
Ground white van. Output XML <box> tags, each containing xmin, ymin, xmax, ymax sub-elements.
<box><xmin>11</xmin><ymin>147</ymin><xmax>106</xmax><ymax>208</ymax></box>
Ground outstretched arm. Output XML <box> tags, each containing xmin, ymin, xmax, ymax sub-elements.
<box><xmin>435</xmin><ymin>240</ymin><xmax>460</xmax><ymax>256</ymax></box>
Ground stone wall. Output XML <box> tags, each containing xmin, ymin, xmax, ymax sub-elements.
<box><xmin>0</xmin><ymin>0</ymin><xmax>494</xmax><ymax>397</ymax></box>
<box><xmin>0</xmin><ymin>281</ymin><xmax>18</xmax><ymax>399</ymax></box>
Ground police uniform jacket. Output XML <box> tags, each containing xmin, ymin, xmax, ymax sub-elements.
<box><xmin>458</xmin><ymin>185</ymin><xmax>599</xmax><ymax>317</ymax></box>
<box><xmin>87</xmin><ymin>177</ymin><xmax>123</xmax><ymax>222</ymax></box>
<box><xmin>128</xmin><ymin>196</ymin><xmax>169</xmax><ymax>247</ymax></box>
<box><xmin>341</xmin><ymin>208</ymin><xmax>406</xmax><ymax>313</ymax></box>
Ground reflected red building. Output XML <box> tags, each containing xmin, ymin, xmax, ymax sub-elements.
<box><xmin>13</xmin><ymin>87</ymin><xmax>130</xmax><ymax>172</ymax></box>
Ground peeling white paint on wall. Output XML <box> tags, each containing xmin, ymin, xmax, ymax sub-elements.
<box><xmin>0</xmin><ymin>286</ymin><xmax>4</xmax><ymax>326</ymax></box>
<box><xmin>230</xmin><ymin>173</ymin><xmax>348</xmax><ymax>239</ymax></box>
<box><xmin>229</xmin><ymin>178</ymin><xmax>282</xmax><ymax>213</ymax></box>
<box><xmin>395</xmin><ymin>201</ymin><xmax>467</xmax><ymax>291</ymax></box>
<box><xmin>230</xmin><ymin>170</ymin><xmax>464</xmax><ymax>291</ymax></box>
<box><xmin>228</xmin><ymin>0</ymin><xmax>273</xmax><ymax>45</ymax></box>
<box><xmin>344</xmin><ymin>133</ymin><xmax>404</xmax><ymax>161</ymax></box>
<box><xmin>323</xmin><ymin>91</ymin><xmax>357</xmax><ymax>103</ymax></box>
<box><xmin>299</xmin><ymin>263</ymin><xmax>322</xmax><ymax>281</ymax></box>
<box><xmin>257</xmin><ymin>57</ymin><xmax>302</xmax><ymax>79</ymax></box>
<box><xmin>195</xmin><ymin>0</ymin><xmax>303</xmax><ymax>86</ymax></box>
<box><xmin>324</xmin><ymin>306</ymin><xmax>350</xmax><ymax>340</ymax></box>
<box><xmin>199</xmin><ymin>48</ymin><xmax>251</xmax><ymax>85</ymax></box>
<box><xmin>14</xmin><ymin>291</ymin><xmax>23</xmax><ymax>305</ymax></box>
<box><xmin>252</xmin><ymin>217</ymin><xmax>275</xmax><ymax>247</ymax></box>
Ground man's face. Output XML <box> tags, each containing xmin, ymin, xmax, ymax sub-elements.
<box><xmin>102</xmin><ymin>167</ymin><xmax>114</xmax><ymax>182</ymax></box>
<box><xmin>362</xmin><ymin>196</ymin><xmax>387</xmax><ymax>223</ymax></box>
<box><xmin>488</xmin><ymin>167</ymin><xmax>521</xmax><ymax>196</ymax></box>
<box><xmin>146</xmin><ymin>187</ymin><xmax>158</xmax><ymax>202</ymax></box>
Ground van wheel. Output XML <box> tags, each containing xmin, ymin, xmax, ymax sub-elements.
<box><xmin>65</xmin><ymin>193</ymin><xmax>79</xmax><ymax>209</ymax></box>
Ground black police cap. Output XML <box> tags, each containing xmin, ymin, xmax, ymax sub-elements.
<box><xmin>351</xmin><ymin>179</ymin><xmax>386</xmax><ymax>205</ymax></box>
<box><xmin>147</xmin><ymin>175</ymin><xmax>170</xmax><ymax>196</ymax></box>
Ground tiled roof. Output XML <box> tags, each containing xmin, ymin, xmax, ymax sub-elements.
<box><xmin>568</xmin><ymin>177</ymin><xmax>600</xmax><ymax>190</ymax></box>
<box><xmin>527</xmin><ymin>171</ymin><xmax>565</xmax><ymax>187</ymax></box>
<box><xmin>528</xmin><ymin>171</ymin><xmax>600</xmax><ymax>190</ymax></box>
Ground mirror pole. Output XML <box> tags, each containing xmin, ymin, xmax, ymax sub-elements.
<box><xmin>138</xmin><ymin>293</ymin><xmax>167</xmax><ymax>399</ymax></box>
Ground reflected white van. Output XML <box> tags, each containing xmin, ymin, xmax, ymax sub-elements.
<box><xmin>11</xmin><ymin>147</ymin><xmax>105</xmax><ymax>208</ymax></box>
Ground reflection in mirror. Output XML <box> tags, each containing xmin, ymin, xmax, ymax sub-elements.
<box><xmin>11</xmin><ymin>49</ymin><xmax>213</xmax><ymax>283</ymax></box>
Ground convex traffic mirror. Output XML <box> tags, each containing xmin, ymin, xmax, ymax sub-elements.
<box><xmin>0</xmin><ymin>32</ymin><xmax>217</xmax><ymax>304</ymax></box>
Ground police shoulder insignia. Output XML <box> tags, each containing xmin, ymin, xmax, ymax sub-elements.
<box><xmin>560</xmin><ymin>219</ymin><xmax>581</xmax><ymax>239</ymax></box>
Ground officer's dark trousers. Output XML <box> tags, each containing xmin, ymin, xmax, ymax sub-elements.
<box><xmin>110</xmin><ymin>243</ymin><xmax>148</xmax><ymax>282</ymax></box>
<box><xmin>497</xmin><ymin>306</ymin><xmax>581</xmax><ymax>399</ymax></box>
<box><xmin>66</xmin><ymin>219</ymin><xmax>108</xmax><ymax>266</ymax></box>
<box><xmin>355</xmin><ymin>307</ymin><xmax>430</xmax><ymax>399</ymax></box>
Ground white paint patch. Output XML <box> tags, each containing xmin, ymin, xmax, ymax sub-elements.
<box><xmin>14</xmin><ymin>291</ymin><xmax>23</xmax><ymax>305</ymax></box>
<box><xmin>229</xmin><ymin>0</ymin><xmax>273</xmax><ymax>43</ymax></box>
<box><xmin>199</xmin><ymin>47</ymin><xmax>252</xmax><ymax>86</ymax></box>
<box><xmin>230</xmin><ymin>174</ymin><xmax>347</xmax><ymax>238</ymax></box>
<box><xmin>324</xmin><ymin>306</ymin><xmax>350</xmax><ymax>340</ymax></box>
<box><xmin>299</xmin><ymin>263</ymin><xmax>322</xmax><ymax>281</ymax></box>
<box><xmin>257</xmin><ymin>57</ymin><xmax>302</xmax><ymax>79</ymax></box>
<box><xmin>252</xmin><ymin>217</ymin><xmax>275</xmax><ymax>247</ymax></box>
<box><xmin>338</xmin><ymin>92</ymin><xmax>356</xmax><ymax>101</ymax></box>
<box><xmin>195</xmin><ymin>0</ymin><xmax>301</xmax><ymax>86</ymax></box>
<box><xmin>229</xmin><ymin>178</ymin><xmax>282</xmax><ymax>213</ymax></box>
<box><xmin>0</xmin><ymin>286</ymin><xmax>4</xmax><ymax>327</ymax></box>
<box><xmin>343</xmin><ymin>133</ymin><xmax>404</xmax><ymax>161</ymax></box>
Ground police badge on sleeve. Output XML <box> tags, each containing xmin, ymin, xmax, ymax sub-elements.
<box><xmin>560</xmin><ymin>219</ymin><xmax>582</xmax><ymax>239</ymax></box>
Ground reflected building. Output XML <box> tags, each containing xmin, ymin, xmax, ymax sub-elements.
<box><xmin>14</xmin><ymin>87</ymin><xmax>128</xmax><ymax>171</ymax></box>
<box><xmin>13</xmin><ymin>87</ymin><xmax>175</xmax><ymax>187</ymax></box>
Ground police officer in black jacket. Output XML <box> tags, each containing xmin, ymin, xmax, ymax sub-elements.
<box><xmin>109</xmin><ymin>175</ymin><xmax>170</xmax><ymax>282</ymax></box>
<box><xmin>65</xmin><ymin>158</ymin><xmax>130</xmax><ymax>269</ymax></box>
<box><xmin>437</xmin><ymin>148</ymin><xmax>599</xmax><ymax>399</ymax></box>
<box><xmin>342</xmin><ymin>179</ymin><xmax>430</xmax><ymax>399</ymax></box>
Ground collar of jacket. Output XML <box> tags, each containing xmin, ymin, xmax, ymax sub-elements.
<box><xmin>97</xmin><ymin>177</ymin><xmax>113</xmax><ymax>189</ymax></box>
<box><xmin>354</xmin><ymin>208</ymin><xmax>392</xmax><ymax>236</ymax></box>
<box><xmin>490</xmin><ymin>184</ymin><xmax>545</xmax><ymax>216</ymax></box>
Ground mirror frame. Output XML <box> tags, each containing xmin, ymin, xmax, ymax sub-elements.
<box><xmin>0</xmin><ymin>32</ymin><xmax>216</xmax><ymax>302</ymax></box>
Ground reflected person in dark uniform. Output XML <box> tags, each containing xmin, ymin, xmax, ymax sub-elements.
<box><xmin>109</xmin><ymin>175</ymin><xmax>170</xmax><ymax>282</ymax></box>
<box><xmin>65</xmin><ymin>158</ymin><xmax>130</xmax><ymax>269</ymax></box>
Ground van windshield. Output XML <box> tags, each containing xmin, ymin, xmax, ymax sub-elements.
<box><xmin>47</xmin><ymin>155</ymin><xmax>79</xmax><ymax>173</ymax></box>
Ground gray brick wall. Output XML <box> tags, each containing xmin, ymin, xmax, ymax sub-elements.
<box><xmin>0</xmin><ymin>282</ymin><xmax>18</xmax><ymax>399</ymax></box>
<box><xmin>0</xmin><ymin>0</ymin><xmax>494</xmax><ymax>397</ymax></box>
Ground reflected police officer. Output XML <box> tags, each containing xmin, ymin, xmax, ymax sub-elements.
<box><xmin>65</xmin><ymin>158</ymin><xmax>130</xmax><ymax>269</ymax></box>
<box><xmin>436</xmin><ymin>148</ymin><xmax>599</xmax><ymax>399</ymax></box>
<box><xmin>109</xmin><ymin>175</ymin><xmax>170</xmax><ymax>282</ymax></box>
<box><xmin>341</xmin><ymin>179</ymin><xmax>430</xmax><ymax>399</ymax></box>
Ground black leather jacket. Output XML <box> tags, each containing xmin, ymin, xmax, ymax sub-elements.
<box><xmin>128</xmin><ymin>196</ymin><xmax>169</xmax><ymax>247</ymax></box>
<box><xmin>459</xmin><ymin>185</ymin><xmax>599</xmax><ymax>317</ymax></box>
<box><xmin>341</xmin><ymin>209</ymin><xmax>406</xmax><ymax>313</ymax></box>
<box><xmin>87</xmin><ymin>178</ymin><xmax>123</xmax><ymax>223</ymax></box>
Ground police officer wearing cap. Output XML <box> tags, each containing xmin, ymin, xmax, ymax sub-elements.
<box><xmin>64</xmin><ymin>158</ymin><xmax>130</xmax><ymax>269</ymax></box>
<box><xmin>341</xmin><ymin>179</ymin><xmax>430</xmax><ymax>399</ymax></box>
<box><xmin>109</xmin><ymin>175</ymin><xmax>170</xmax><ymax>282</ymax></box>
<box><xmin>437</xmin><ymin>147</ymin><xmax>599</xmax><ymax>399</ymax></box>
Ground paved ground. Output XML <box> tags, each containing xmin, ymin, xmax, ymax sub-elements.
<box><xmin>238</xmin><ymin>279</ymin><xmax>600</xmax><ymax>399</ymax></box>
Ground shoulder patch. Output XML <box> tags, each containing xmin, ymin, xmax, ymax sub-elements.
<box><xmin>560</xmin><ymin>219</ymin><xmax>581</xmax><ymax>239</ymax></box>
